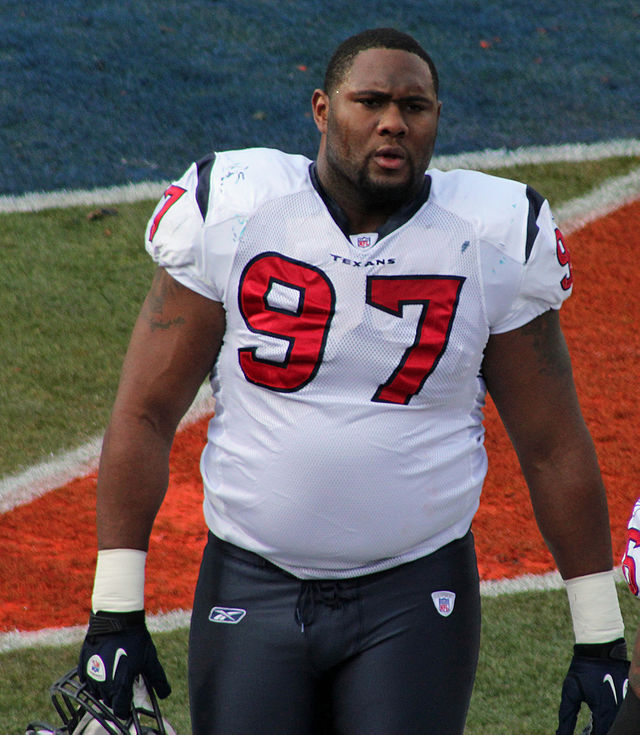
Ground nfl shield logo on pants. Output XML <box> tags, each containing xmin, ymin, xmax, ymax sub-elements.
<box><xmin>431</xmin><ymin>590</ymin><xmax>456</xmax><ymax>617</ymax></box>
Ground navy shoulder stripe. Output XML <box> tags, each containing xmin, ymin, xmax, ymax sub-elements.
<box><xmin>525</xmin><ymin>186</ymin><xmax>545</xmax><ymax>263</ymax></box>
<box><xmin>195</xmin><ymin>153</ymin><xmax>216</xmax><ymax>220</ymax></box>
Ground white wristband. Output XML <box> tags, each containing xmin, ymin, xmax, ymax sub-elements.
<box><xmin>565</xmin><ymin>569</ymin><xmax>624</xmax><ymax>644</ymax></box>
<box><xmin>91</xmin><ymin>548</ymin><xmax>146</xmax><ymax>613</ymax></box>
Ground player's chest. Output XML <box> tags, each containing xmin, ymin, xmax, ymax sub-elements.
<box><xmin>224</xmin><ymin>215</ymin><xmax>487</xmax><ymax>405</ymax></box>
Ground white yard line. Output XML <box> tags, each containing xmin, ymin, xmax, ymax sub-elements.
<box><xmin>432</xmin><ymin>137</ymin><xmax>640</xmax><ymax>171</ymax></box>
<box><xmin>0</xmin><ymin>138</ymin><xmax>638</xmax><ymax>214</ymax></box>
<box><xmin>480</xmin><ymin>567</ymin><xmax>626</xmax><ymax>596</ymax></box>
<box><xmin>557</xmin><ymin>166</ymin><xmax>640</xmax><ymax>234</ymax></box>
<box><xmin>0</xmin><ymin>180</ymin><xmax>169</xmax><ymax>214</ymax></box>
<box><xmin>0</xmin><ymin>609</ymin><xmax>192</xmax><ymax>654</ymax></box>
<box><xmin>0</xmin><ymin>385</ymin><xmax>215</xmax><ymax>514</ymax></box>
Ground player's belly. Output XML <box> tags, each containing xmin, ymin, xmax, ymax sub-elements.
<box><xmin>200</xmin><ymin>415</ymin><xmax>486</xmax><ymax>572</ymax></box>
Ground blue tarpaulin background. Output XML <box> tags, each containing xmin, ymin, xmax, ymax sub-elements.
<box><xmin>1</xmin><ymin>0</ymin><xmax>638</xmax><ymax>194</ymax></box>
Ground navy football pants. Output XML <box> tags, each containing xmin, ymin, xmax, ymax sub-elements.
<box><xmin>188</xmin><ymin>531</ymin><xmax>481</xmax><ymax>734</ymax></box>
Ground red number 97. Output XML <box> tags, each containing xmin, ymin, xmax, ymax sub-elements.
<box><xmin>238</xmin><ymin>253</ymin><xmax>335</xmax><ymax>391</ymax></box>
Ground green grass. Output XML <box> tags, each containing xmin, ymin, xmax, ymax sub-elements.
<box><xmin>4</xmin><ymin>586</ymin><xmax>638</xmax><ymax>733</ymax></box>
<box><xmin>484</xmin><ymin>156</ymin><xmax>640</xmax><ymax>209</ymax></box>
<box><xmin>0</xmin><ymin>201</ymin><xmax>155</xmax><ymax>476</ymax></box>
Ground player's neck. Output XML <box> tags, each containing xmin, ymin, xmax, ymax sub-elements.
<box><xmin>314</xmin><ymin>164</ymin><xmax>404</xmax><ymax>234</ymax></box>
<box><xmin>311</xmin><ymin>160</ymin><xmax>428</xmax><ymax>236</ymax></box>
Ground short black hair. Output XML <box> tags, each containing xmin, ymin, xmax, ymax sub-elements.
<box><xmin>323</xmin><ymin>28</ymin><xmax>439</xmax><ymax>97</ymax></box>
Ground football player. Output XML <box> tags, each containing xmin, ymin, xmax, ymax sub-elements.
<box><xmin>77</xmin><ymin>27</ymin><xmax>627</xmax><ymax>734</ymax></box>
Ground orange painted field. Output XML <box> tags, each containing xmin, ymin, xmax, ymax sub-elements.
<box><xmin>2</xmin><ymin>201</ymin><xmax>639</xmax><ymax>634</ymax></box>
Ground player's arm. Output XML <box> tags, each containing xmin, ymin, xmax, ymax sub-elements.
<box><xmin>96</xmin><ymin>266</ymin><xmax>225</xmax><ymax>551</ymax></box>
<box><xmin>79</xmin><ymin>266</ymin><xmax>225</xmax><ymax>717</ymax></box>
<box><xmin>482</xmin><ymin>309</ymin><xmax>627</xmax><ymax>735</ymax></box>
<box><xmin>482</xmin><ymin>308</ymin><xmax>611</xmax><ymax>580</ymax></box>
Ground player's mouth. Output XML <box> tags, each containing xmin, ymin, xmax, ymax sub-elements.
<box><xmin>373</xmin><ymin>146</ymin><xmax>407</xmax><ymax>171</ymax></box>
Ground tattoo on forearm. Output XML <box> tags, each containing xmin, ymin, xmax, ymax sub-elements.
<box><xmin>144</xmin><ymin>272</ymin><xmax>186</xmax><ymax>331</ymax></box>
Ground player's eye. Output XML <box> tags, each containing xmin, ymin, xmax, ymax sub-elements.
<box><xmin>358</xmin><ymin>97</ymin><xmax>383</xmax><ymax>109</ymax></box>
<box><xmin>404</xmin><ymin>101</ymin><xmax>430</xmax><ymax>113</ymax></box>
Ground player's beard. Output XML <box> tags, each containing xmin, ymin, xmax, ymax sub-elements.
<box><xmin>325</xmin><ymin>140</ymin><xmax>423</xmax><ymax>215</ymax></box>
<box><xmin>356</xmin><ymin>150</ymin><xmax>420</xmax><ymax>210</ymax></box>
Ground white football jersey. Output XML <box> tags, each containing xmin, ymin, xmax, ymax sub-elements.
<box><xmin>145</xmin><ymin>147</ymin><xmax>572</xmax><ymax>578</ymax></box>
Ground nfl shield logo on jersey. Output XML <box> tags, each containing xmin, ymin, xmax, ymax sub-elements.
<box><xmin>431</xmin><ymin>590</ymin><xmax>456</xmax><ymax>617</ymax></box>
<box><xmin>348</xmin><ymin>231</ymin><xmax>378</xmax><ymax>250</ymax></box>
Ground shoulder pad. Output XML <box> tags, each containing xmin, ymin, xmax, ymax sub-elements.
<box><xmin>428</xmin><ymin>169</ymin><xmax>540</xmax><ymax>265</ymax></box>
<box><xmin>205</xmin><ymin>147</ymin><xmax>313</xmax><ymax>225</ymax></box>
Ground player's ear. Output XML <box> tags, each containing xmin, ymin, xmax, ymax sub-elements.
<box><xmin>311</xmin><ymin>89</ymin><xmax>329</xmax><ymax>134</ymax></box>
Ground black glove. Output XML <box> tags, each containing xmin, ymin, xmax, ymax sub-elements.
<box><xmin>557</xmin><ymin>638</ymin><xmax>629</xmax><ymax>735</ymax></box>
<box><xmin>78</xmin><ymin>610</ymin><xmax>171</xmax><ymax>719</ymax></box>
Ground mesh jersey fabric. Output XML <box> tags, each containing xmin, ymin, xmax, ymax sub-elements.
<box><xmin>145</xmin><ymin>147</ymin><xmax>571</xmax><ymax>579</ymax></box>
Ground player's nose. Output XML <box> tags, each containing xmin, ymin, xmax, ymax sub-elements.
<box><xmin>377</xmin><ymin>103</ymin><xmax>408</xmax><ymax>137</ymax></box>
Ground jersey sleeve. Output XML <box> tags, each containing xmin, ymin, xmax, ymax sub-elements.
<box><xmin>144</xmin><ymin>160</ymin><xmax>225</xmax><ymax>301</ymax></box>
<box><xmin>144</xmin><ymin>149</ymin><xmax>314</xmax><ymax>303</ymax></box>
<box><xmin>488</xmin><ymin>188</ymin><xmax>573</xmax><ymax>334</ymax></box>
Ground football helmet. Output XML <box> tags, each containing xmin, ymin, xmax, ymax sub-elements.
<box><xmin>26</xmin><ymin>667</ymin><xmax>176</xmax><ymax>735</ymax></box>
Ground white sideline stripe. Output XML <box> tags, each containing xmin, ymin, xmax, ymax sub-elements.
<box><xmin>0</xmin><ymin>609</ymin><xmax>192</xmax><ymax>654</ymax></box>
<box><xmin>480</xmin><ymin>568</ymin><xmax>627</xmax><ymax>596</ymax></box>
<box><xmin>433</xmin><ymin>138</ymin><xmax>640</xmax><ymax>171</ymax></box>
<box><xmin>0</xmin><ymin>437</ymin><xmax>103</xmax><ymax>515</ymax></box>
<box><xmin>0</xmin><ymin>385</ymin><xmax>215</xmax><ymax>515</ymax></box>
<box><xmin>0</xmin><ymin>570</ymin><xmax>627</xmax><ymax>654</ymax></box>
<box><xmin>0</xmin><ymin>181</ymin><xmax>169</xmax><ymax>214</ymax></box>
<box><xmin>0</xmin><ymin>138</ymin><xmax>638</xmax><ymax>214</ymax></box>
<box><xmin>556</xmin><ymin>166</ymin><xmax>640</xmax><ymax>234</ymax></box>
